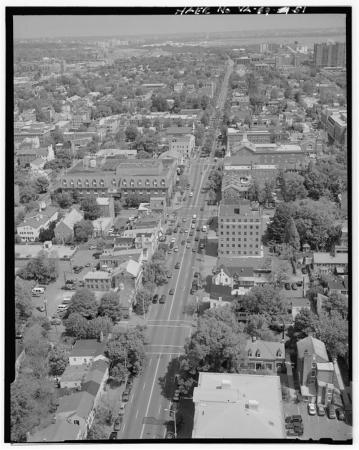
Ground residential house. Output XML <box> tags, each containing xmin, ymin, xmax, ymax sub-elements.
<box><xmin>68</xmin><ymin>339</ymin><xmax>108</xmax><ymax>366</ymax></box>
<box><xmin>55</xmin><ymin>391</ymin><xmax>95</xmax><ymax>437</ymax></box>
<box><xmin>83</xmin><ymin>271</ymin><xmax>113</xmax><ymax>291</ymax></box>
<box><xmin>212</xmin><ymin>265</ymin><xmax>271</xmax><ymax>292</ymax></box>
<box><xmin>59</xmin><ymin>364</ymin><xmax>89</xmax><ymax>390</ymax></box>
<box><xmin>287</xmin><ymin>297</ymin><xmax>311</xmax><ymax>320</ymax></box>
<box><xmin>244</xmin><ymin>337</ymin><xmax>285</xmax><ymax>374</ymax></box>
<box><xmin>192</xmin><ymin>373</ymin><xmax>285</xmax><ymax>438</ymax></box>
<box><xmin>100</xmin><ymin>248</ymin><xmax>143</xmax><ymax>268</ymax></box>
<box><xmin>326</xmin><ymin>277</ymin><xmax>349</xmax><ymax>297</ymax></box>
<box><xmin>17</xmin><ymin>206</ymin><xmax>58</xmax><ymax>242</ymax></box>
<box><xmin>312</xmin><ymin>251</ymin><xmax>348</xmax><ymax>275</ymax></box>
<box><xmin>54</xmin><ymin>208</ymin><xmax>83</xmax><ymax>243</ymax></box>
<box><xmin>297</xmin><ymin>336</ymin><xmax>340</xmax><ymax>406</ymax></box>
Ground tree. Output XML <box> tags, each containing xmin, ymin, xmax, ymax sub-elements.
<box><xmin>15</xmin><ymin>278</ymin><xmax>33</xmax><ymax>324</ymax></box>
<box><xmin>244</xmin><ymin>314</ymin><xmax>277</xmax><ymax>341</ymax></box>
<box><xmin>86</xmin><ymin>316</ymin><xmax>113</xmax><ymax>338</ymax></box>
<box><xmin>137</xmin><ymin>150</ymin><xmax>151</xmax><ymax>159</ymax></box>
<box><xmin>74</xmin><ymin>220</ymin><xmax>94</xmax><ymax>243</ymax></box>
<box><xmin>33</xmin><ymin>176</ymin><xmax>49</xmax><ymax>194</ymax></box>
<box><xmin>53</xmin><ymin>191</ymin><xmax>74</xmax><ymax>208</ymax></box>
<box><xmin>98</xmin><ymin>292</ymin><xmax>123</xmax><ymax>323</ymax></box>
<box><xmin>19</xmin><ymin>185</ymin><xmax>38</xmax><ymax>204</ymax></box>
<box><xmin>178</xmin><ymin>307</ymin><xmax>246</xmax><ymax>393</ymax></box>
<box><xmin>80</xmin><ymin>195</ymin><xmax>101</xmax><ymax>220</ymax></box>
<box><xmin>17</xmin><ymin>251</ymin><xmax>58</xmax><ymax>284</ymax></box>
<box><xmin>125</xmin><ymin>125</ymin><xmax>138</xmax><ymax>142</ymax></box>
<box><xmin>293</xmin><ymin>309</ymin><xmax>318</xmax><ymax>338</ymax></box>
<box><xmin>87</xmin><ymin>423</ymin><xmax>108</xmax><ymax>440</ymax></box>
<box><xmin>63</xmin><ymin>313</ymin><xmax>88</xmax><ymax>338</ymax></box>
<box><xmin>233</xmin><ymin>285</ymin><xmax>286</xmax><ymax>323</ymax></box>
<box><xmin>284</xmin><ymin>217</ymin><xmax>300</xmax><ymax>250</ymax></box>
<box><xmin>38</xmin><ymin>221</ymin><xmax>56</xmax><ymax>242</ymax></box>
<box><xmin>280</xmin><ymin>172</ymin><xmax>308</xmax><ymax>202</ymax></box>
<box><xmin>67</xmin><ymin>288</ymin><xmax>98</xmax><ymax>319</ymax></box>
<box><xmin>48</xmin><ymin>345</ymin><xmax>69</xmax><ymax>376</ymax></box>
<box><xmin>322</xmin><ymin>292</ymin><xmax>348</xmax><ymax>319</ymax></box>
<box><xmin>314</xmin><ymin>311</ymin><xmax>348</xmax><ymax>358</ymax></box>
<box><xmin>134</xmin><ymin>288</ymin><xmax>152</xmax><ymax>315</ymax></box>
<box><xmin>142</xmin><ymin>260</ymin><xmax>168</xmax><ymax>286</ymax></box>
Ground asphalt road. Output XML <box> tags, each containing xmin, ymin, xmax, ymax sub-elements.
<box><xmin>119</xmin><ymin>60</ymin><xmax>233</xmax><ymax>440</ymax></box>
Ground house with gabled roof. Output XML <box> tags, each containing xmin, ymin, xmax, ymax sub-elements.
<box><xmin>69</xmin><ymin>339</ymin><xmax>108</xmax><ymax>366</ymax></box>
<box><xmin>54</xmin><ymin>207</ymin><xmax>83</xmax><ymax>243</ymax></box>
<box><xmin>296</xmin><ymin>336</ymin><xmax>340</xmax><ymax>406</ymax></box>
<box><xmin>245</xmin><ymin>337</ymin><xmax>285</xmax><ymax>374</ymax></box>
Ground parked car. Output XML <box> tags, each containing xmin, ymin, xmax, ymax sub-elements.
<box><xmin>61</xmin><ymin>285</ymin><xmax>74</xmax><ymax>290</ymax></box>
<box><xmin>291</xmin><ymin>283</ymin><xmax>298</xmax><ymax>290</ymax></box>
<box><xmin>174</xmin><ymin>247</ymin><xmax>179</xmax><ymax>252</ymax></box>
<box><xmin>186</xmin><ymin>243</ymin><xmax>191</xmax><ymax>249</ymax></box>
<box><xmin>293</xmin><ymin>424</ymin><xmax>304</xmax><ymax>436</ymax></box>
<box><xmin>166</xmin><ymin>432</ymin><xmax>175</xmax><ymax>439</ymax></box>
<box><xmin>337</xmin><ymin>409</ymin><xmax>345</xmax><ymax>421</ymax></box>
<box><xmin>175</xmin><ymin>262</ymin><xmax>180</xmax><ymax>269</ymax></box>
<box><xmin>192</xmin><ymin>247</ymin><xmax>196</xmax><ymax>253</ymax></box>
<box><xmin>109</xmin><ymin>431</ymin><xmax>118</xmax><ymax>440</ymax></box>
<box><xmin>189</xmin><ymin>231</ymin><xmax>194</xmax><ymax>236</ymax></box>
<box><xmin>307</xmin><ymin>403</ymin><xmax>316</xmax><ymax>415</ymax></box>
<box><xmin>159</xmin><ymin>295</ymin><xmax>166</xmax><ymax>304</ymax></box>
<box><xmin>122</xmin><ymin>390</ymin><xmax>130</xmax><ymax>402</ymax></box>
<box><xmin>118</xmin><ymin>403</ymin><xmax>126</xmax><ymax>416</ymax></box>
<box><xmin>328</xmin><ymin>404</ymin><xmax>336</xmax><ymax>419</ymax></box>
<box><xmin>169</xmin><ymin>289</ymin><xmax>174</xmax><ymax>295</ymax></box>
<box><xmin>114</xmin><ymin>416</ymin><xmax>123</xmax><ymax>431</ymax></box>
<box><xmin>291</xmin><ymin>415</ymin><xmax>303</xmax><ymax>423</ymax></box>
<box><xmin>317</xmin><ymin>404</ymin><xmax>326</xmax><ymax>416</ymax></box>
<box><xmin>286</xmin><ymin>428</ymin><xmax>298</xmax><ymax>437</ymax></box>
<box><xmin>167</xmin><ymin>272</ymin><xmax>172</xmax><ymax>279</ymax></box>
<box><xmin>296</xmin><ymin>280</ymin><xmax>303</xmax><ymax>287</ymax></box>
<box><xmin>301</xmin><ymin>267</ymin><xmax>307</xmax><ymax>274</ymax></box>
<box><xmin>194</xmin><ymin>236</ymin><xmax>199</xmax><ymax>241</ymax></box>
<box><xmin>152</xmin><ymin>294</ymin><xmax>159</xmax><ymax>304</ymax></box>
<box><xmin>285</xmin><ymin>283</ymin><xmax>291</xmax><ymax>290</ymax></box>
<box><xmin>36</xmin><ymin>305</ymin><xmax>45</xmax><ymax>312</ymax></box>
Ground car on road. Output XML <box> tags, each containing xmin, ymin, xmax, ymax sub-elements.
<box><xmin>118</xmin><ymin>402</ymin><xmax>126</xmax><ymax>416</ymax></box>
<box><xmin>182</xmin><ymin>218</ymin><xmax>187</xmax><ymax>222</ymax></box>
<box><xmin>167</xmin><ymin>272</ymin><xmax>172</xmax><ymax>279</ymax></box>
<box><xmin>175</xmin><ymin>262</ymin><xmax>180</xmax><ymax>269</ymax></box>
<box><xmin>36</xmin><ymin>305</ymin><xmax>45</xmax><ymax>312</ymax></box>
<box><xmin>337</xmin><ymin>408</ymin><xmax>345</xmax><ymax>421</ymax></box>
<box><xmin>173</xmin><ymin>389</ymin><xmax>180</xmax><ymax>401</ymax></box>
<box><xmin>189</xmin><ymin>192</ymin><xmax>193</xmax><ymax>197</ymax></box>
<box><xmin>152</xmin><ymin>294</ymin><xmax>159</xmax><ymax>303</ymax></box>
<box><xmin>179</xmin><ymin>228</ymin><xmax>184</xmax><ymax>234</ymax></box>
<box><xmin>291</xmin><ymin>283</ymin><xmax>298</xmax><ymax>290</ymax></box>
<box><xmin>327</xmin><ymin>404</ymin><xmax>336</xmax><ymax>419</ymax></box>
<box><xmin>307</xmin><ymin>403</ymin><xmax>316</xmax><ymax>415</ymax></box>
<box><xmin>186</xmin><ymin>243</ymin><xmax>191</xmax><ymax>249</ymax></box>
<box><xmin>159</xmin><ymin>295</ymin><xmax>166</xmax><ymax>304</ymax></box>
<box><xmin>194</xmin><ymin>236</ymin><xmax>199</xmax><ymax>241</ymax></box>
<box><xmin>169</xmin><ymin>289</ymin><xmax>174</xmax><ymax>295</ymax></box>
<box><xmin>285</xmin><ymin>283</ymin><xmax>291</xmax><ymax>290</ymax></box>
<box><xmin>189</xmin><ymin>231</ymin><xmax>194</xmax><ymax>236</ymax></box>
<box><xmin>192</xmin><ymin>247</ymin><xmax>196</xmax><ymax>253</ymax></box>
<box><xmin>317</xmin><ymin>404</ymin><xmax>326</xmax><ymax>416</ymax></box>
<box><xmin>174</xmin><ymin>247</ymin><xmax>179</xmax><ymax>252</ymax></box>
<box><xmin>186</xmin><ymin>238</ymin><xmax>191</xmax><ymax>243</ymax></box>
<box><xmin>184</xmin><ymin>229</ymin><xmax>189</xmax><ymax>233</ymax></box>
<box><xmin>109</xmin><ymin>431</ymin><xmax>118</xmax><ymax>440</ymax></box>
<box><xmin>171</xmin><ymin>237</ymin><xmax>176</xmax><ymax>243</ymax></box>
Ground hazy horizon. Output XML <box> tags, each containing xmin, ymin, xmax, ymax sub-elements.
<box><xmin>13</xmin><ymin>14</ymin><xmax>346</xmax><ymax>40</ymax></box>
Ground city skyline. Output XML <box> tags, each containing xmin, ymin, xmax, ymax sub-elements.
<box><xmin>13</xmin><ymin>13</ymin><xmax>346</xmax><ymax>40</ymax></box>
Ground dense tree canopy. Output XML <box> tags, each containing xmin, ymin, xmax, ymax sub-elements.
<box><xmin>17</xmin><ymin>251</ymin><xmax>58</xmax><ymax>284</ymax></box>
<box><xmin>67</xmin><ymin>288</ymin><xmax>98</xmax><ymax>319</ymax></box>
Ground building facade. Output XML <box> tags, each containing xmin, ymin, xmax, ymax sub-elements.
<box><xmin>218</xmin><ymin>200</ymin><xmax>263</xmax><ymax>258</ymax></box>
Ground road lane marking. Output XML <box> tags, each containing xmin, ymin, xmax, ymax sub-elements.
<box><xmin>135</xmin><ymin>409</ymin><xmax>139</xmax><ymax>419</ymax></box>
<box><xmin>142</xmin><ymin>382</ymin><xmax>146</xmax><ymax>390</ymax></box>
<box><xmin>139</xmin><ymin>356</ymin><xmax>161</xmax><ymax>439</ymax></box>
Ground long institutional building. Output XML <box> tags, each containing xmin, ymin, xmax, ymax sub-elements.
<box><xmin>59</xmin><ymin>156</ymin><xmax>177</xmax><ymax>203</ymax></box>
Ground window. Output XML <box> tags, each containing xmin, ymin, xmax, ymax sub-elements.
<box><xmin>248</xmin><ymin>350</ymin><xmax>252</xmax><ymax>357</ymax></box>
<box><xmin>311</xmin><ymin>362</ymin><xmax>316</xmax><ymax>368</ymax></box>
<box><xmin>74</xmin><ymin>420</ymin><xmax>80</xmax><ymax>426</ymax></box>
<box><xmin>138</xmin><ymin>180</ymin><xmax>142</xmax><ymax>186</ymax></box>
<box><xmin>255</xmin><ymin>350</ymin><xmax>261</xmax><ymax>358</ymax></box>
<box><xmin>92</xmin><ymin>180</ymin><xmax>97</xmax><ymax>186</ymax></box>
<box><xmin>311</xmin><ymin>370</ymin><xmax>316</xmax><ymax>377</ymax></box>
<box><xmin>130</xmin><ymin>179</ymin><xmax>135</xmax><ymax>187</ymax></box>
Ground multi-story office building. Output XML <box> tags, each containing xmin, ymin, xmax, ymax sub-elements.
<box><xmin>227</xmin><ymin>128</ymin><xmax>272</xmax><ymax>146</ymax></box>
<box><xmin>314</xmin><ymin>42</ymin><xmax>346</xmax><ymax>67</ymax></box>
<box><xmin>218</xmin><ymin>199</ymin><xmax>263</xmax><ymax>258</ymax></box>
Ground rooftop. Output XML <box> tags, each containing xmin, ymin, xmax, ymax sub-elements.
<box><xmin>297</xmin><ymin>336</ymin><xmax>329</xmax><ymax>362</ymax></box>
<box><xmin>60</xmin><ymin>364</ymin><xmax>89</xmax><ymax>383</ymax></box>
<box><xmin>313</xmin><ymin>252</ymin><xmax>348</xmax><ymax>265</ymax></box>
<box><xmin>245</xmin><ymin>338</ymin><xmax>285</xmax><ymax>360</ymax></box>
<box><xmin>69</xmin><ymin>339</ymin><xmax>106</xmax><ymax>358</ymax></box>
<box><xmin>28</xmin><ymin>419</ymin><xmax>80</xmax><ymax>442</ymax></box>
<box><xmin>83</xmin><ymin>270</ymin><xmax>111</xmax><ymax>280</ymax></box>
<box><xmin>192</xmin><ymin>373</ymin><xmax>285</xmax><ymax>439</ymax></box>
<box><xmin>57</xmin><ymin>391</ymin><xmax>94</xmax><ymax>419</ymax></box>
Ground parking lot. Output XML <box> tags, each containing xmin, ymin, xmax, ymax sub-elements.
<box><xmin>283</xmin><ymin>400</ymin><xmax>352</xmax><ymax>441</ymax></box>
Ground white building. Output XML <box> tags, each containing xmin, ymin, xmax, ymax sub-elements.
<box><xmin>17</xmin><ymin>206</ymin><xmax>58</xmax><ymax>242</ymax></box>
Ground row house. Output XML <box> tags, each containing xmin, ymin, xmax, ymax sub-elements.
<box><xmin>244</xmin><ymin>337</ymin><xmax>285</xmax><ymax>374</ymax></box>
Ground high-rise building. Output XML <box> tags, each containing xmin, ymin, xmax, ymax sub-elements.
<box><xmin>218</xmin><ymin>199</ymin><xmax>263</xmax><ymax>258</ymax></box>
<box><xmin>314</xmin><ymin>42</ymin><xmax>346</xmax><ymax>67</ymax></box>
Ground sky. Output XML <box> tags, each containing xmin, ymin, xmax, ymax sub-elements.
<box><xmin>13</xmin><ymin>13</ymin><xmax>346</xmax><ymax>40</ymax></box>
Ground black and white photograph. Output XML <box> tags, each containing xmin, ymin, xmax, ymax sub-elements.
<box><xmin>5</xmin><ymin>5</ymin><xmax>352</xmax><ymax>444</ymax></box>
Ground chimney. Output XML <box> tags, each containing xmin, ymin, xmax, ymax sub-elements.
<box><xmin>221</xmin><ymin>379</ymin><xmax>231</xmax><ymax>389</ymax></box>
<box><xmin>246</xmin><ymin>399</ymin><xmax>259</xmax><ymax>411</ymax></box>
<box><xmin>252</xmin><ymin>336</ymin><xmax>256</xmax><ymax>342</ymax></box>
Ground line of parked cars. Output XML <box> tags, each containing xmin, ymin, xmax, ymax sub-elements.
<box><xmin>284</xmin><ymin>280</ymin><xmax>303</xmax><ymax>290</ymax></box>
<box><xmin>307</xmin><ymin>402</ymin><xmax>345</xmax><ymax>420</ymax></box>
<box><xmin>109</xmin><ymin>377</ymin><xmax>133</xmax><ymax>439</ymax></box>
